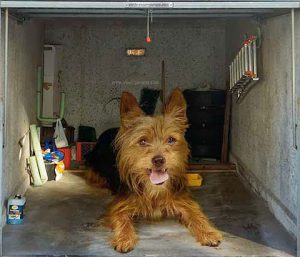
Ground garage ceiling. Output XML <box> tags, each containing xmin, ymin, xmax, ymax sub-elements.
<box><xmin>0</xmin><ymin>1</ymin><xmax>299</xmax><ymax>18</ymax></box>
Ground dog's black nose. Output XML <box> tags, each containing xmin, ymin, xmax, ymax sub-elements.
<box><xmin>152</xmin><ymin>155</ymin><xmax>165</xmax><ymax>167</ymax></box>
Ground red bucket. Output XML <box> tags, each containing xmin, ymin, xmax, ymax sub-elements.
<box><xmin>59</xmin><ymin>147</ymin><xmax>72</xmax><ymax>170</ymax></box>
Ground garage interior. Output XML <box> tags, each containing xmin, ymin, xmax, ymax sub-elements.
<box><xmin>0</xmin><ymin>1</ymin><xmax>299</xmax><ymax>256</ymax></box>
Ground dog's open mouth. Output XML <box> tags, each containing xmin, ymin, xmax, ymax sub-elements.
<box><xmin>147</xmin><ymin>168</ymin><xmax>169</xmax><ymax>185</ymax></box>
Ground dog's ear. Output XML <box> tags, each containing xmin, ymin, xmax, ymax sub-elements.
<box><xmin>165</xmin><ymin>88</ymin><xmax>188</xmax><ymax>126</ymax></box>
<box><xmin>120</xmin><ymin>91</ymin><xmax>144</xmax><ymax>128</ymax></box>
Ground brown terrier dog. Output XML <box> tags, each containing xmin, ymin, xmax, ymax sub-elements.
<box><xmin>102</xmin><ymin>88</ymin><xmax>222</xmax><ymax>253</ymax></box>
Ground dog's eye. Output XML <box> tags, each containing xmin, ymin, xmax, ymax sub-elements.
<box><xmin>167</xmin><ymin>137</ymin><xmax>176</xmax><ymax>145</ymax></box>
<box><xmin>139</xmin><ymin>139</ymin><xmax>147</xmax><ymax>146</ymax></box>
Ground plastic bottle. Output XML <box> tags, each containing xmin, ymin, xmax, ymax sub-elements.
<box><xmin>7</xmin><ymin>195</ymin><xmax>26</xmax><ymax>224</ymax></box>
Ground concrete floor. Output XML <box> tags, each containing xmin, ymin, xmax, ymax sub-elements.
<box><xmin>3</xmin><ymin>171</ymin><xmax>296</xmax><ymax>257</ymax></box>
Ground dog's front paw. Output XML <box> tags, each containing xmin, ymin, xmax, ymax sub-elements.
<box><xmin>196</xmin><ymin>229</ymin><xmax>222</xmax><ymax>247</ymax></box>
<box><xmin>111</xmin><ymin>235</ymin><xmax>137</xmax><ymax>253</ymax></box>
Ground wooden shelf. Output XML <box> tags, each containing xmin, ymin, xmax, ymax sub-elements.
<box><xmin>188</xmin><ymin>163</ymin><xmax>236</xmax><ymax>172</ymax></box>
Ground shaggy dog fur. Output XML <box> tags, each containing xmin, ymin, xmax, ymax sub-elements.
<box><xmin>87</xmin><ymin>88</ymin><xmax>222</xmax><ymax>253</ymax></box>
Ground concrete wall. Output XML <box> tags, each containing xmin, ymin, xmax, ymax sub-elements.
<box><xmin>45</xmin><ymin>19</ymin><xmax>226</xmax><ymax>137</ymax></box>
<box><xmin>0</xmin><ymin>17</ymin><xmax>44</xmax><ymax>220</ymax></box>
<box><xmin>296</xmin><ymin>11</ymin><xmax>300</xmax><ymax>254</ymax></box>
<box><xmin>228</xmin><ymin>13</ymin><xmax>299</xmax><ymax>237</ymax></box>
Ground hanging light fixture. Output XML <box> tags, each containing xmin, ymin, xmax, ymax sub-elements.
<box><xmin>146</xmin><ymin>9</ymin><xmax>153</xmax><ymax>43</ymax></box>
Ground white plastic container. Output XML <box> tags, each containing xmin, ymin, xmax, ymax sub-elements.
<box><xmin>7</xmin><ymin>195</ymin><xmax>26</xmax><ymax>224</ymax></box>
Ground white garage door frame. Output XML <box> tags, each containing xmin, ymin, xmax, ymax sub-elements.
<box><xmin>0</xmin><ymin>2</ymin><xmax>299</xmax><ymax>257</ymax></box>
<box><xmin>0</xmin><ymin>1</ymin><xmax>300</xmax><ymax>9</ymax></box>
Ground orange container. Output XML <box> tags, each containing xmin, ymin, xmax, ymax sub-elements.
<box><xmin>59</xmin><ymin>147</ymin><xmax>72</xmax><ymax>170</ymax></box>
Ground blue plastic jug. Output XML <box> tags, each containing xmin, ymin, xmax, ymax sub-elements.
<box><xmin>7</xmin><ymin>195</ymin><xmax>26</xmax><ymax>224</ymax></box>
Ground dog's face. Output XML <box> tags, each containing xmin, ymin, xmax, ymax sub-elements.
<box><xmin>115</xmin><ymin>88</ymin><xmax>189</xmax><ymax>195</ymax></box>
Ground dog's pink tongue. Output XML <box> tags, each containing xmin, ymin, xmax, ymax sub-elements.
<box><xmin>150</xmin><ymin>170</ymin><xmax>169</xmax><ymax>185</ymax></box>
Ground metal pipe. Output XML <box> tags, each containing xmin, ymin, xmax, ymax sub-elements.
<box><xmin>37</xmin><ymin>93</ymin><xmax>66</xmax><ymax>123</ymax></box>
<box><xmin>235</xmin><ymin>57</ymin><xmax>238</xmax><ymax>85</ymax></box>
<box><xmin>233</xmin><ymin>59</ymin><xmax>237</xmax><ymax>86</ymax></box>
<box><xmin>236</xmin><ymin>54</ymin><xmax>239</xmax><ymax>84</ymax></box>
<box><xmin>3</xmin><ymin>8</ymin><xmax>8</xmax><ymax>147</ymax></box>
<box><xmin>232</xmin><ymin>63</ymin><xmax>234</xmax><ymax>89</ymax></box>
<box><xmin>232</xmin><ymin>61</ymin><xmax>235</xmax><ymax>86</ymax></box>
<box><xmin>253</xmin><ymin>39</ymin><xmax>257</xmax><ymax>76</ymax></box>
<box><xmin>231</xmin><ymin>63</ymin><xmax>234</xmax><ymax>89</ymax></box>
<box><xmin>237</xmin><ymin>53</ymin><xmax>241</xmax><ymax>83</ymax></box>
<box><xmin>19</xmin><ymin>13</ymin><xmax>257</xmax><ymax>19</ymax></box>
<box><xmin>291</xmin><ymin>8</ymin><xmax>297</xmax><ymax>149</ymax></box>
<box><xmin>233</xmin><ymin>61</ymin><xmax>235</xmax><ymax>88</ymax></box>
<box><xmin>239</xmin><ymin>50</ymin><xmax>242</xmax><ymax>78</ymax></box>
<box><xmin>241</xmin><ymin>46</ymin><xmax>245</xmax><ymax>77</ymax></box>
<box><xmin>146</xmin><ymin>9</ymin><xmax>150</xmax><ymax>39</ymax></box>
<box><xmin>248</xmin><ymin>41</ymin><xmax>253</xmax><ymax>74</ymax></box>
<box><xmin>9</xmin><ymin>8</ymin><xmax>279</xmax><ymax>14</ymax></box>
<box><xmin>244</xmin><ymin>44</ymin><xmax>248</xmax><ymax>74</ymax></box>
<box><xmin>229</xmin><ymin>64</ymin><xmax>232</xmax><ymax>89</ymax></box>
<box><xmin>236</xmin><ymin>53</ymin><xmax>239</xmax><ymax>81</ymax></box>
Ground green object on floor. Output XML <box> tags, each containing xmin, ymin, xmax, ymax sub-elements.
<box><xmin>29</xmin><ymin>156</ymin><xmax>43</xmax><ymax>186</ymax></box>
<box><xmin>30</xmin><ymin>124</ymin><xmax>48</xmax><ymax>184</ymax></box>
